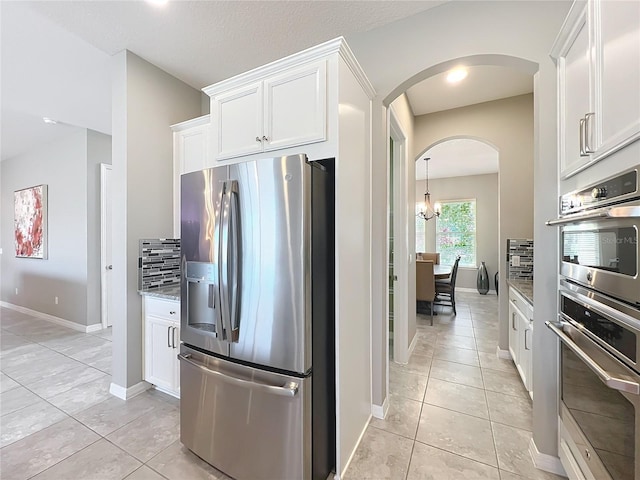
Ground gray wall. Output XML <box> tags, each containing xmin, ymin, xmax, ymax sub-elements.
<box><xmin>413</xmin><ymin>94</ymin><xmax>534</xmax><ymax>353</ymax></box>
<box><xmin>110</xmin><ymin>50</ymin><xmax>203</xmax><ymax>391</ymax></box>
<box><xmin>417</xmin><ymin>173</ymin><xmax>499</xmax><ymax>291</ymax></box>
<box><xmin>1</xmin><ymin>128</ymin><xmax>109</xmax><ymax>327</ymax></box>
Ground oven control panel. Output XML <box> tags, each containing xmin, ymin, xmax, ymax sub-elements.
<box><xmin>560</xmin><ymin>167</ymin><xmax>639</xmax><ymax>214</ymax></box>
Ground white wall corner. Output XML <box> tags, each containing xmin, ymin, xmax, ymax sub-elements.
<box><xmin>529</xmin><ymin>437</ymin><xmax>567</xmax><ymax>477</ymax></box>
<box><xmin>371</xmin><ymin>396</ymin><xmax>389</xmax><ymax>420</ymax></box>
<box><xmin>496</xmin><ymin>345</ymin><xmax>512</xmax><ymax>360</ymax></box>
<box><xmin>109</xmin><ymin>381</ymin><xmax>150</xmax><ymax>400</ymax></box>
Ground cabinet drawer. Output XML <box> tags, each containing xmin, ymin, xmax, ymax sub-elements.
<box><xmin>145</xmin><ymin>297</ymin><xmax>180</xmax><ymax>322</ymax></box>
<box><xmin>508</xmin><ymin>288</ymin><xmax>531</xmax><ymax>318</ymax></box>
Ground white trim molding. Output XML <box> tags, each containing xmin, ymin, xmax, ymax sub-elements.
<box><xmin>529</xmin><ymin>438</ymin><xmax>567</xmax><ymax>477</ymax></box>
<box><xmin>0</xmin><ymin>301</ymin><xmax>103</xmax><ymax>334</ymax></box>
<box><xmin>371</xmin><ymin>396</ymin><xmax>389</xmax><ymax>420</ymax></box>
<box><xmin>109</xmin><ymin>381</ymin><xmax>150</xmax><ymax>400</ymax></box>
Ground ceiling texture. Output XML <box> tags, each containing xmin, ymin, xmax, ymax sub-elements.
<box><xmin>1</xmin><ymin>0</ymin><xmax>532</xmax><ymax>178</ymax></box>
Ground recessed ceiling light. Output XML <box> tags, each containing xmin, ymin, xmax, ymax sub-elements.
<box><xmin>446</xmin><ymin>68</ymin><xmax>468</xmax><ymax>84</ymax></box>
<box><xmin>42</xmin><ymin>117</ymin><xmax>58</xmax><ymax>125</ymax></box>
<box><xmin>146</xmin><ymin>0</ymin><xmax>169</xmax><ymax>6</ymax></box>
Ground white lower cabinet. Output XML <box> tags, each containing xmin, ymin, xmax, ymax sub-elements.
<box><xmin>508</xmin><ymin>286</ymin><xmax>533</xmax><ymax>397</ymax></box>
<box><xmin>144</xmin><ymin>296</ymin><xmax>180</xmax><ymax>398</ymax></box>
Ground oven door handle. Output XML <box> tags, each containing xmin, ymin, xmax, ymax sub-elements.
<box><xmin>545</xmin><ymin>320</ymin><xmax>640</xmax><ymax>395</ymax></box>
<box><xmin>546</xmin><ymin>204</ymin><xmax>640</xmax><ymax>225</ymax></box>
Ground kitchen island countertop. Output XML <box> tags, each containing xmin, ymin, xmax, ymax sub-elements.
<box><xmin>139</xmin><ymin>284</ymin><xmax>180</xmax><ymax>302</ymax></box>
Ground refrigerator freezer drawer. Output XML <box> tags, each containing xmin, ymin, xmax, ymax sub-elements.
<box><xmin>179</xmin><ymin>345</ymin><xmax>311</xmax><ymax>480</ymax></box>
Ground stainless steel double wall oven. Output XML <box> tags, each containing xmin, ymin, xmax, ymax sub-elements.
<box><xmin>547</xmin><ymin>165</ymin><xmax>640</xmax><ymax>480</ymax></box>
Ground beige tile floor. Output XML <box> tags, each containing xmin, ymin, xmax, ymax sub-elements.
<box><xmin>1</xmin><ymin>293</ymin><xmax>564</xmax><ymax>480</ymax></box>
<box><xmin>345</xmin><ymin>292</ymin><xmax>565</xmax><ymax>480</ymax></box>
<box><xmin>0</xmin><ymin>307</ymin><xmax>229</xmax><ymax>480</ymax></box>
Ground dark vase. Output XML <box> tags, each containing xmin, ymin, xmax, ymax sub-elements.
<box><xmin>477</xmin><ymin>261</ymin><xmax>489</xmax><ymax>295</ymax></box>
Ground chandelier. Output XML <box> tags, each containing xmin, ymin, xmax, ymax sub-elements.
<box><xmin>417</xmin><ymin>157</ymin><xmax>440</xmax><ymax>221</ymax></box>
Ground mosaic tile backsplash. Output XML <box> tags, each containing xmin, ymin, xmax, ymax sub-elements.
<box><xmin>138</xmin><ymin>239</ymin><xmax>181</xmax><ymax>290</ymax></box>
<box><xmin>508</xmin><ymin>238</ymin><xmax>533</xmax><ymax>280</ymax></box>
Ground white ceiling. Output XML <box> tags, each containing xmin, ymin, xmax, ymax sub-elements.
<box><xmin>406</xmin><ymin>65</ymin><xmax>533</xmax><ymax>116</ymax></box>
<box><xmin>1</xmin><ymin>0</ymin><xmax>532</xmax><ymax>167</ymax></box>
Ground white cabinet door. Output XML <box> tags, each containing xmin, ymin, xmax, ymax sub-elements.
<box><xmin>213</xmin><ymin>81</ymin><xmax>263</xmax><ymax>160</ymax></box>
<box><xmin>176</xmin><ymin>125</ymin><xmax>209</xmax><ymax>175</ymax></box>
<box><xmin>263</xmin><ymin>61</ymin><xmax>327</xmax><ymax>152</ymax></box>
<box><xmin>557</xmin><ymin>4</ymin><xmax>592</xmax><ymax>178</ymax></box>
<box><xmin>594</xmin><ymin>0</ymin><xmax>640</xmax><ymax>156</ymax></box>
<box><xmin>145</xmin><ymin>315</ymin><xmax>177</xmax><ymax>393</ymax></box>
<box><xmin>518</xmin><ymin>312</ymin><xmax>532</xmax><ymax>394</ymax></box>
<box><xmin>508</xmin><ymin>302</ymin><xmax>519</xmax><ymax>362</ymax></box>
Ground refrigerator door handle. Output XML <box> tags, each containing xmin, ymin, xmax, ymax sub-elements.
<box><xmin>213</xmin><ymin>183</ymin><xmax>226</xmax><ymax>340</ymax></box>
<box><xmin>177</xmin><ymin>353</ymin><xmax>299</xmax><ymax>397</ymax></box>
<box><xmin>220</xmin><ymin>180</ymin><xmax>240</xmax><ymax>342</ymax></box>
<box><xmin>219</xmin><ymin>182</ymin><xmax>231</xmax><ymax>341</ymax></box>
<box><xmin>227</xmin><ymin>180</ymin><xmax>240</xmax><ymax>341</ymax></box>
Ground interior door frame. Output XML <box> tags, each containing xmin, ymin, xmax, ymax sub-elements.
<box><xmin>100</xmin><ymin>163</ymin><xmax>112</xmax><ymax>329</ymax></box>
<box><xmin>388</xmin><ymin>107</ymin><xmax>410</xmax><ymax>365</ymax></box>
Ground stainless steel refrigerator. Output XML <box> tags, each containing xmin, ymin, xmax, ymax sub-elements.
<box><xmin>178</xmin><ymin>153</ymin><xmax>335</xmax><ymax>480</ymax></box>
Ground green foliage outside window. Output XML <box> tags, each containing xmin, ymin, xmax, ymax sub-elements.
<box><xmin>436</xmin><ymin>200</ymin><xmax>476</xmax><ymax>267</ymax></box>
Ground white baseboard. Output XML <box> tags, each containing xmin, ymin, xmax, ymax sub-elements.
<box><xmin>529</xmin><ymin>438</ymin><xmax>567</xmax><ymax>477</ymax></box>
<box><xmin>496</xmin><ymin>345</ymin><xmax>512</xmax><ymax>360</ymax></box>
<box><xmin>109</xmin><ymin>381</ymin><xmax>150</xmax><ymax>400</ymax></box>
<box><xmin>407</xmin><ymin>332</ymin><xmax>418</xmax><ymax>357</ymax></box>
<box><xmin>371</xmin><ymin>396</ymin><xmax>389</xmax><ymax>419</ymax></box>
<box><xmin>339</xmin><ymin>414</ymin><xmax>372</xmax><ymax>480</ymax></box>
<box><xmin>1</xmin><ymin>301</ymin><xmax>102</xmax><ymax>333</ymax></box>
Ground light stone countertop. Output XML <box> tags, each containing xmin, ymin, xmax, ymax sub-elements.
<box><xmin>506</xmin><ymin>279</ymin><xmax>533</xmax><ymax>306</ymax></box>
<box><xmin>138</xmin><ymin>284</ymin><xmax>180</xmax><ymax>302</ymax></box>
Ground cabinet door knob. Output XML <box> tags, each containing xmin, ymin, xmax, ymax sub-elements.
<box><xmin>255</xmin><ymin>136</ymin><xmax>262</xmax><ymax>143</ymax></box>
<box><xmin>169</xmin><ymin>311</ymin><xmax>176</xmax><ymax>315</ymax></box>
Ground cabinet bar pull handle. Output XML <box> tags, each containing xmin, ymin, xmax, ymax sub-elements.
<box><xmin>262</xmin><ymin>135</ymin><xmax>269</xmax><ymax>142</ymax></box>
<box><xmin>524</xmin><ymin>328</ymin><xmax>530</xmax><ymax>350</ymax></box>
<box><xmin>584</xmin><ymin>112</ymin><xmax>595</xmax><ymax>154</ymax></box>
<box><xmin>512</xmin><ymin>312</ymin><xmax>517</xmax><ymax>330</ymax></box>
<box><xmin>255</xmin><ymin>136</ymin><xmax>262</xmax><ymax>143</ymax></box>
<box><xmin>167</xmin><ymin>326</ymin><xmax>171</xmax><ymax>348</ymax></box>
<box><xmin>579</xmin><ymin>118</ymin><xmax>587</xmax><ymax>157</ymax></box>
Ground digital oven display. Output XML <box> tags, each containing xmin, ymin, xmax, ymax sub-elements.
<box><xmin>562</xmin><ymin>296</ymin><xmax>637</xmax><ymax>363</ymax></box>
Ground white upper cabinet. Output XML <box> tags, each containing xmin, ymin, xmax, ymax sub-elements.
<box><xmin>213</xmin><ymin>82</ymin><xmax>263</xmax><ymax>159</ymax></box>
<box><xmin>209</xmin><ymin>60</ymin><xmax>327</xmax><ymax>161</ymax></box>
<box><xmin>172</xmin><ymin>115</ymin><xmax>210</xmax><ymax>236</ymax></box>
<box><xmin>552</xmin><ymin>0</ymin><xmax>640</xmax><ymax>179</ymax></box>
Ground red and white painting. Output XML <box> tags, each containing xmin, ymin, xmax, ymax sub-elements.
<box><xmin>14</xmin><ymin>184</ymin><xmax>48</xmax><ymax>259</ymax></box>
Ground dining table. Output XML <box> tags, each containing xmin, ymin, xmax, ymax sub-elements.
<box><xmin>434</xmin><ymin>264</ymin><xmax>452</xmax><ymax>280</ymax></box>
<box><xmin>417</xmin><ymin>260</ymin><xmax>452</xmax><ymax>280</ymax></box>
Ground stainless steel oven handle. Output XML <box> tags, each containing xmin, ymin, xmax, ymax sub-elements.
<box><xmin>545</xmin><ymin>320</ymin><xmax>640</xmax><ymax>395</ymax></box>
<box><xmin>546</xmin><ymin>204</ymin><xmax>640</xmax><ymax>225</ymax></box>
<box><xmin>177</xmin><ymin>353</ymin><xmax>299</xmax><ymax>397</ymax></box>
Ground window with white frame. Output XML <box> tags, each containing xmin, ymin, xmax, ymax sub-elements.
<box><xmin>435</xmin><ymin>199</ymin><xmax>477</xmax><ymax>267</ymax></box>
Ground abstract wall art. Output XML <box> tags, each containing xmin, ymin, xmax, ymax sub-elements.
<box><xmin>14</xmin><ymin>184</ymin><xmax>48</xmax><ymax>259</ymax></box>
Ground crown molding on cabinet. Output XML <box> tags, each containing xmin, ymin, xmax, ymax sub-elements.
<box><xmin>170</xmin><ymin>114</ymin><xmax>210</xmax><ymax>132</ymax></box>
<box><xmin>549</xmin><ymin>1</ymin><xmax>587</xmax><ymax>61</ymax></box>
<box><xmin>203</xmin><ymin>37</ymin><xmax>375</xmax><ymax>100</ymax></box>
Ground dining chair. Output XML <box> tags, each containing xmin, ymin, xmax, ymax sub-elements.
<box><xmin>421</xmin><ymin>252</ymin><xmax>440</xmax><ymax>264</ymax></box>
<box><xmin>434</xmin><ymin>255</ymin><xmax>461</xmax><ymax>315</ymax></box>
<box><xmin>416</xmin><ymin>260</ymin><xmax>436</xmax><ymax>325</ymax></box>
